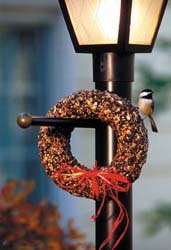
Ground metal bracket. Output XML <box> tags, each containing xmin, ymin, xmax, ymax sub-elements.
<box><xmin>17</xmin><ymin>113</ymin><xmax>103</xmax><ymax>129</ymax></box>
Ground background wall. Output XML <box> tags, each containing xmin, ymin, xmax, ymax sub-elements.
<box><xmin>0</xmin><ymin>1</ymin><xmax>171</xmax><ymax>249</ymax></box>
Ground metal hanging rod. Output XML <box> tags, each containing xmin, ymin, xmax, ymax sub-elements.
<box><xmin>17</xmin><ymin>113</ymin><xmax>103</xmax><ymax>129</ymax></box>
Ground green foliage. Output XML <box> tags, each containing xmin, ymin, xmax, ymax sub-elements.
<box><xmin>157</xmin><ymin>38</ymin><xmax>171</xmax><ymax>51</ymax></box>
<box><xmin>138</xmin><ymin>37</ymin><xmax>171</xmax><ymax>112</ymax></box>
<box><xmin>140</xmin><ymin>202</ymin><xmax>171</xmax><ymax>237</ymax></box>
<box><xmin>139</xmin><ymin>28</ymin><xmax>171</xmax><ymax>237</ymax></box>
<box><xmin>138</xmin><ymin>65</ymin><xmax>171</xmax><ymax>112</ymax></box>
<box><xmin>0</xmin><ymin>180</ymin><xmax>94</xmax><ymax>250</ymax></box>
<box><xmin>138</xmin><ymin>65</ymin><xmax>170</xmax><ymax>91</ymax></box>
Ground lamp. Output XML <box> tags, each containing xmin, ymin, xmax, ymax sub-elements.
<box><xmin>58</xmin><ymin>1</ymin><xmax>168</xmax><ymax>249</ymax></box>
<box><xmin>59</xmin><ymin>0</ymin><xmax>168</xmax><ymax>53</ymax></box>
<box><xmin>17</xmin><ymin>1</ymin><xmax>168</xmax><ymax>249</ymax></box>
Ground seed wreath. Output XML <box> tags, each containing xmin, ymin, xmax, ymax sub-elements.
<box><xmin>38</xmin><ymin>90</ymin><xmax>148</xmax><ymax>200</ymax></box>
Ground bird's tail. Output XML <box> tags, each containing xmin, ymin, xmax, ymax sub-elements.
<box><xmin>149</xmin><ymin>115</ymin><xmax>158</xmax><ymax>133</ymax></box>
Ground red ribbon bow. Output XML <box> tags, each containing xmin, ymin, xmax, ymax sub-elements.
<box><xmin>54</xmin><ymin>164</ymin><xmax>131</xmax><ymax>250</ymax></box>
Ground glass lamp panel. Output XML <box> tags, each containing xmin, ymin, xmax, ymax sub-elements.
<box><xmin>65</xmin><ymin>0</ymin><xmax>121</xmax><ymax>45</ymax></box>
<box><xmin>129</xmin><ymin>0</ymin><xmax>164</xmax><ymax>45</ymax></box>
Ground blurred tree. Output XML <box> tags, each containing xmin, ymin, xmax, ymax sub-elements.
<box><xmin>140</xmin><ymin>202</ymin><xmax>171</xmax><ymax>237</ymax></box>
<box><xmin>137</xmin><ymin>66</ymin><xmax>171</xmax><ymax>112</ymax></box>
<box><xmin>139</xmin><ymin>6</ymin><xmax>171</xmax><ymax>237</ymax></box>
<box><xmin>137</xmin><ymin>37</ymin><xmax>171</xmax><ymax>112</ymax></box>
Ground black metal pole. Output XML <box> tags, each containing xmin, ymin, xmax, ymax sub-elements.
<box><xmin>93</xmin><ymin>53</ymin><xmax>134</xmax><ymax>250</ymax></box>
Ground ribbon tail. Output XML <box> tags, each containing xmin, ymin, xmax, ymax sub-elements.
<box><xmin>98</xmin><ymin>190</ymin><xmax>129</xmax><ymax>250</ymax></box>
<box><xmin>91</xmin><ymin>187</ymin><xmax>106</xmax><ymax>221</ymax></box>
<box><xmin>112</xmin><ymin>202</ymin><xmax>129</xmax><ymax>250</ymax></box>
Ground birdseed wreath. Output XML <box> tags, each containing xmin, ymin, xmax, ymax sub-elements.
<box><xmin>38</xmin><ymin>89</ymin><xmax>148</xmax><ymax>197</ymax></box>
<box><xmin>38</xmin><ymin>89</ymin><xmax>148</xmax><ymax>249</ymax></box>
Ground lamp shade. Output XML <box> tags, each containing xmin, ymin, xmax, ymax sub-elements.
<box><xmin>59</xmin><ymin>0</ymin><xmax>168</xmax><ymax>53</ymax></box>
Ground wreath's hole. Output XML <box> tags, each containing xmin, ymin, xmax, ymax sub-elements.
<box><xmin>71</xmin><ymin>128</ymin><xmax>95</xmax><ymax>169</ymax></box>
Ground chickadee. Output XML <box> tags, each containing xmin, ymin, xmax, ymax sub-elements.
<box><xmin>138</xmin><ymin>89</ymin><xmax>158</xmax><ymax>133</ymax></box>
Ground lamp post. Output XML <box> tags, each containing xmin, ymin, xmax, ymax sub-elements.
<box><xmin>58</xmin><ymin>0</ymin><xmax>168</xmax><ymax>249</ymax></box>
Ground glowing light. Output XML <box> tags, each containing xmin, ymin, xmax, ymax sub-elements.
<box><xmin>95</xmin><ymin>0</ymin><xmax>121</xmax><ymax>42</ymax></box>
<box><xmin>65</xmin><ymin>0</ymin><xmax>121</xmax><ymax>45</ymax></box>
<box><xmin>129</xmin><ymin>0</ymin><xmax>164</xmax><ymax>45</ymax></box>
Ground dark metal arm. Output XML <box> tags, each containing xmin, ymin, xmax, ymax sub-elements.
<box><xmin>17</xmin><ymin>113</ymin><xmax>103</xmax><ymax>129</ymax></box>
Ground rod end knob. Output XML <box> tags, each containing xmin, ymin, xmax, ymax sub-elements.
<box><xmin>17</xmin><ymin>113</ymin><xmax>32</xmax><ymax>128</ymax></box>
